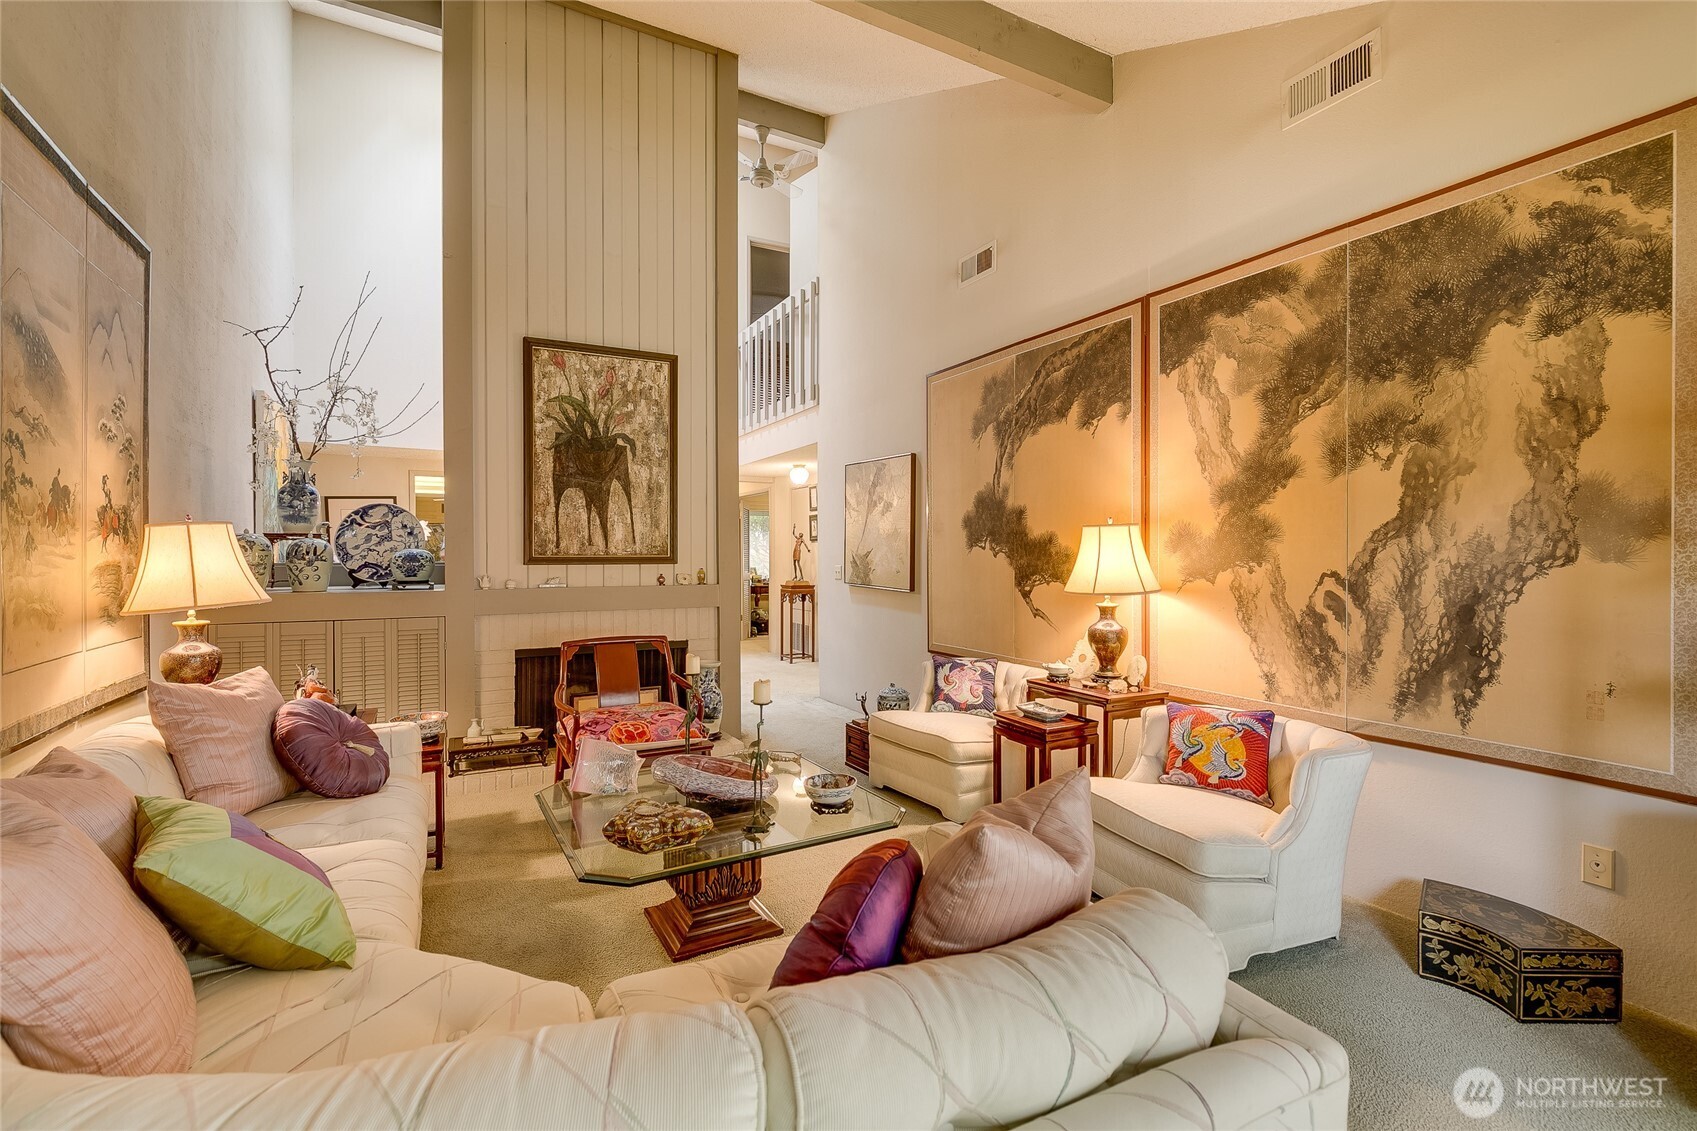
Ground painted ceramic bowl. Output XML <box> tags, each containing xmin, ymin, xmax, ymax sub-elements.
<box><xmin>804</xmin><ymin>772</ymin><xmax>856</xmax><ymax>808</ymax></box>
<box><xmin>1042</xmin><ymin>662</ymin><xmax>1074</xmax><ymax>682</ymax></box>
<box><xmin>391</xmin><ymin>546</ymin><xmax>434</xmax><ymax>583</ymax></box>
<box><xmin>390</xmin><ymin>710</ymin><xmax>448</xmax><ymax>741</ymax></box>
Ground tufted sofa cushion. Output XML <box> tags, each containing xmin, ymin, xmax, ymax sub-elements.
<box><xmin>752</xmin><ymin>888</ymin><xmax>1228</xmax><ymax>1129</ymax></box>
<box><xmin>272</xmin><ymin>699</ymin><xmax>390</xmax><ymax>799</ymax></box>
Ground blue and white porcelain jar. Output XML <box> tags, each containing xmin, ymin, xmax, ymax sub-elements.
<box><xmin>876</xmin><ymin>683</ymin><xmax>911</xmax><ymax>712</ymax></box>
<box><xmin>691</xmin><ymin>661</ymin><xmax>724</xmax><ymax>735</ymax></box>
<box><xmin>390</xmin><ymin>547</ymin><xmax>434</xmax><ymax>586</ymax></box>
<box><xmin>235</xmin><ymin>529</ymin><xmax>273</xmax><ymax>589</ymax></box>
<box><xmin>285</xmin><ymin>531</ymin><xmax>331</xmax><ymax>592</ymax></box>
<box><xmin>277</xmin><ymin>461</ymin><xmax>320</xmax><ymax>534</ymax></box>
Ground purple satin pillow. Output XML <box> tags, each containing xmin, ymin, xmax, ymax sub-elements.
<box><xmin>272</xmin><ymin>699</ymin><xmax>390</xmax><ymax>799</ymax></box>
<box><xmin>770</xmin><ymin>838</ymin><xmax>923</xmax><ymax>988</ymax></box>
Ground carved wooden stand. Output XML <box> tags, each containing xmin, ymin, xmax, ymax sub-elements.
<box><xmin>643</xmin><ymin>858</ymin><xmax>784</xmax><ymax>961</ymax></box>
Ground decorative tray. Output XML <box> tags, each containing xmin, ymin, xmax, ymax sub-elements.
<box><xmin>650</xmin><ymin>753</ymin><xmax>771</xmax><ymax>802</ymax></box>
<box><xmin>1017</xmin><ymin>702</ymin><xmax>1069</xmax><ymax>723</ymax></box>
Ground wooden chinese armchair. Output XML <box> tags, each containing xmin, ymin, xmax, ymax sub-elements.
<box><xmin>553</xmin><ymin>635</ymin><xmax>708</xmax><ymax>780</ymax></box>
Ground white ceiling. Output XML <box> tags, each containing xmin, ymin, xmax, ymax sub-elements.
<box><xmin>741</xmin><ymin>444</ymin><xmax>818</xmax><ymax>484</ymax></box>
<box><xmin>594</xmin><ymin>0</ymin><xmax>1371</xmax><ymax>118</ymax></box>
<box><xmin>593</xmin><ymin>1</ymin><xmax>998</xmax><ymax>116</ymax></box>
<box><xmin>996</xmin><ymin>1</ymin><xmax>1372</xmax><ymax>55</ymax></box>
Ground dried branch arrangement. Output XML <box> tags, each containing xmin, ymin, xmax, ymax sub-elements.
<box><xmin>233</xmin><ymin>275</ymin><xmax>438</xmax><ymax>480</ymax></box>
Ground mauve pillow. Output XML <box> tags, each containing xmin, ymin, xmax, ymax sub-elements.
<box><xmin>1</xmin><ymin>748</ymin><xmax>137</xmax><ymax>872</ymax></box>
<box><xmin>149</xmin><ymin>666</ymin><xmax>294</xmax><ymax>813</ymax></box>
<box><xmin>902</xmin><ymin>767</ymin><xmax>1094</xmax><ymax>962</ymax></box>
<box><xmin>272</xmin><ymin>698</ymin><xmax>390</xmax><ymax>798</ymax></box>
<box><xmin>0</xmin><ymin>794</ymin><xmax>196</xmax><ymax>1075</ymax></box>
<box><xmin>771</xmin><ymin>838</ymin><xmax>923</xmax><ymax>987</ymax></box>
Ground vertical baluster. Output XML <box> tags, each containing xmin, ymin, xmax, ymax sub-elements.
<box><xmin>811</xmin><ymin>279</ymin><xmax>821</xmax><ymax>405</ymax></box>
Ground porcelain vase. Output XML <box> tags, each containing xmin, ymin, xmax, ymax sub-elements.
<box><xmin>278</xmin><ymin>460</ymin><xmax>320</xmax><ymax>534</ymax></box>
<box><xmin>235</xmin><ymin>529</ymin><xmax>273</xmax><ymax>589</ymax></box>
<box><xmin>691</xmin><ymin>661</ymin><xmax>724</xmax><ymax>736</ymax></box>
<box><xmin>286</xmin><ymin>530</ymin><xmax>331</xmax><ymax>592</ymax></box>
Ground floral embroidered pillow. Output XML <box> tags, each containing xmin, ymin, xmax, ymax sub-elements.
<box><xmin>929</xmin><ymin>656</ymin><xmax>997</xmax><ymax>717</ymax></box>
<box><xmin>1160</xmin><ymin>703</ymin><xmax>1275</xmax><ymax>806</ymax></box>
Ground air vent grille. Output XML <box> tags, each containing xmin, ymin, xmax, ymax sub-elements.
<box><xmin>1284</xmin><ymin>30</ymin><xmax>1381</xmax><ymax>128</ymax></box>
<box><xmin>959</xmin><ymin>242</ymin><xmax>996</xmax><ymax>286</ymax></box>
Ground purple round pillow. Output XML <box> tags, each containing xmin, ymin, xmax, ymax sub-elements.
<box><xmin>272</xmin><ymin>698</ymin><xmax>390</xmax><ymax>798</ymax></box>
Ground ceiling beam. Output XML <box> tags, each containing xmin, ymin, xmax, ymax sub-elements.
<box><xmin>738</xmin><ymin>91</ymin><xmax>828</xmax><ymax>149</ymax></box>
<box><xmin>817</xmin><ymin>0</ymin><xmax>1112</xmax><ymax>112</ymax></box>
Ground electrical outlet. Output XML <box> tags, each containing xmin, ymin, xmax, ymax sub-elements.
<box><xmin>1582</xmin><ymin>844</ymin><xmax>1616</xmax><ymax>890</ymax></box>
<box><xmin>833</xmin><ymin>566</ymin><xmax>843</xmax><ymax>581</ymax></box>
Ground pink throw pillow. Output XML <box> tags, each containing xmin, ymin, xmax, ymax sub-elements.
<box><xmin>902</xmin><ymin>768</ymin><xmax>1094</xmax><ymax>962</ymax></box>
<box><xmin>770</xmin><ymin>839</ymin><xmax>923</xmax><ymax>987</ymax></box>
<box><xmin>0</xmin><ymin>794</ymin><xmax>196</xmax><ymax>1075</ymax></box>
<box><xmin>272</xmin><ymin>698</ymin><xmax>390</xmax><ymax>798</ymax></box>
<box><xmin>0</xmin><ymin>748</ymin><xmax>137</xmax><ymax>872</ymax></box>
<box><xmin>149</xmin><ymin>666</ymin><xmax>295</xmax><ymax>813</ymax></box>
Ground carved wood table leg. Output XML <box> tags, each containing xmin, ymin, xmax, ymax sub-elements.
<box><xmin>643</xmin><ymin>858</ymin><xmax>785</xmax><ymax>962</ymax></box>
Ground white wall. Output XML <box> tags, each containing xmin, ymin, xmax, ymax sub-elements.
<box><xmin>814</xmin><ymin>1</ymin><xmax>1697</xmax><ymax>1025</ymax></box>
<box><xmin>291</xmin><ymin>12</ymin><xmax>443</xmax><ymax>449</ymax></box>
<box><xmin>738</xmin><ymin>172</ymin><xmax>790</xmax><ymax>330</ymax></box>
<box><xmin>0</xmin><ymin>0</ymin><xmax>297</xmax><ymax>686</ymax></box>
<box><xmin>789</xmin><ymin>166</ymin><xmax>820</xmax><ymax>293</ymax></box>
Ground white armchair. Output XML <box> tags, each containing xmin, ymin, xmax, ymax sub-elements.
<box><xmin>1090</xmin><ymin>706</ymin><xmax>1372</xmax><ymax>970</ymax></box>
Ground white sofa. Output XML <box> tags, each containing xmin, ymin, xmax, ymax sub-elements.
<box><xmin>1090</xmin><ymin>705</ymin><xmax>1374</xmax><ymax>970</ymax></box>
<box><xmin>867</xmin><ymin>659</ymin><xmax>1045</xmax><ymax>821</ymax></box>
<box><xmin>2</xmin><ymin>714</ymin><xmax>1351</xmax><ymax>1129</ymax></box>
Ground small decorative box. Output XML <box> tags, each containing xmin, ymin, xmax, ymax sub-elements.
<box><xmin>602</xmin><ymin>799</ymin><xmax>712</xmax><ymax>854</ymax></box>
<box><xmin>1417</xmin><ymin>879</ymin><xmax>1622</xmax><ymax>1023</ymax></box>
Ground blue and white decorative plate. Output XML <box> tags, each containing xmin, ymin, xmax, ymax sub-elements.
<box><xmin>334</xmin><ymin>503</ymin><xmax>426</xmax><ymax>585</ymax></box>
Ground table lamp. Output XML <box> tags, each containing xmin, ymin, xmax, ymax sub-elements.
<box><xmin>120</xmin><ymin>520</ymin><xmax>272</xmax><ymax>684</ymax></box>
<box><xmin>1064</xmin><ymin>520</ymin><xmax>1160</xmax><ymax>686</ymax></box>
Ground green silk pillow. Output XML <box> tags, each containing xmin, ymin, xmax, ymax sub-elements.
<box><xmin>132</xmin><ymin>796</ymin><xmax>356</xmax><ymax>971</ymax></box>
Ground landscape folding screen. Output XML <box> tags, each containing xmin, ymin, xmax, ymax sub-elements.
<box><xmin>1150</xmin><ymin>103</ymin><xmax>1695</xmax><ymax>798</ymax></box>
<box><xmin>1</xmin><ymin>92</ymin><xmax>150</xmax><ymax>751</ymax></box>
<box><xmin>928</xmin><ymin>308</ymin><xmax>1142</xmax><ymax>665</ymax></box>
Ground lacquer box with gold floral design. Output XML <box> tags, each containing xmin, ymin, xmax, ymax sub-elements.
<box><xmin>1417</xmin><ymin>879</ymin><xmax>1622</xmax><ymax>1023</ymax></box>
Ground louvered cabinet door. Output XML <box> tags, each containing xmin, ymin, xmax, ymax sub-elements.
<box><xmin>276</xmin><ymin>623</ymin><xmax>334</xmax><ymax>695</ymax></box>
<box><xmin>206</xmin><ymin>623</ymin><xmax>270</xmax><ymax>682</ymax></box>
<box><xmin>392</xmin><ymin>618</ymin><xmax>446</xmax><ymax>715</ymax></box>
<box><xmin>335</xmin><ymin>620</ymin><xmax>392</xmax><ymax>720</ymax></box>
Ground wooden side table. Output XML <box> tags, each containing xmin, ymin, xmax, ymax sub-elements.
<box><xmin>991</xmin><ymin>710</ymin><xmax>1099</xmax><ymax>802</ymax></box>
<box><xmin>420</xmin><ymin>740</ymin><xmax>446</xmax><ymax>870</ymax></box>
<box><xmin>845</xmin><ymin>717</ymin><xmax>870</xmax><ymax>773</ymax></box>
<box><xmin>1026</xmin><ymin>680</ymin><xmax>1167</xmax><ymax>777</ymax></box>
<box><xmin>779</xmin><ymin>581</ymin><xmax>816</xmax><ymax>663</ymax></box>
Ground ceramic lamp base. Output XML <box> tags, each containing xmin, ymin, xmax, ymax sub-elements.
<box><xmin>1086</xmin><ymin>598</ymin><xmax>1126</xmax><ymax>684</ymax></box>
<box><xmin>160</xmin><ymin>616</ymin><xmax>222</xmax><ymax>684</ymax></box>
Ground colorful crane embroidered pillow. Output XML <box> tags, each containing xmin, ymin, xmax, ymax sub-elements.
<box><xmin>929</xmin><ymin>656</ymin><xmax>997</xmax><ymax>717</ymax></box>
<box><xmin>1160</xmin><ymin>703</ymin><xmax>1275</xmax><ymax>807</ymax></box>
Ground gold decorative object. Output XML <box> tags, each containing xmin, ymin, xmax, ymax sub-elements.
<box><xmin>120</xmin><ymin>521</ymin><xmax>272</xmax><ymax>684</ymax></box>
<box><xmin>602</xmin><ymin>799</ymin><xmax>712</xmax><ymax>854</ymax></box>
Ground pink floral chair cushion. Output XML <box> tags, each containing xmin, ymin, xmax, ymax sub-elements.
<box><xmin>929</xmin><ymin>655</ymin><xmax>998</xmax><ymax>718</ymax></box>
<box><xmin>571</xmin><ymin>703</ymin><xmax>708</xmax><ymax>748</ymax></box>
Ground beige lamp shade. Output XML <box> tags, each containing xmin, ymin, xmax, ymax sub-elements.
<box><xmin>1064</xmin><ymin>522</ymin><xmax>1161</xmax><ymax>597</ymax></box>
<box><xmin>120</xmin><ymin>521</ymin><xmax>273</xmax><ymax>616</ymax></box>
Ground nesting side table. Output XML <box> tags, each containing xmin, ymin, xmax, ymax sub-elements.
<box><xmin>420</xmin><ymin>739</ymin><xmax>446</xmax><ymax>870</ymax></box>
<box><xmin>991</xmin><ymin>710</ymin><xmax>1100</xmax><ymax>802</ymax></box>
<box><xmin>1026</xmin><ymin>680</ymin><xmax>1167</xmax><ymax>777</ymax></box>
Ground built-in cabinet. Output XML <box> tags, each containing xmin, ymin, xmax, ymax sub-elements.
<box><xmin>208</xmin><ymin>617</ymin><xmax>446</xmax><ymax>720</ymax></box>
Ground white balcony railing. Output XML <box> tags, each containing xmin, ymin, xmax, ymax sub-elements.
<box><xmin>740</xmin><ymin>278</ymin><xmax>819</xmax><ymax>433</ymax></box>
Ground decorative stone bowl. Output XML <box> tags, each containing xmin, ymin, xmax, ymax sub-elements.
<box><xmin>390</xmin><ymin>710</ymin><xmax>448</xmax><ymax>742</ymax></box>
<box><xmin>804</xmin><ymin>772</ymin><xmax>856</xmax><ymax>809</ymax></box>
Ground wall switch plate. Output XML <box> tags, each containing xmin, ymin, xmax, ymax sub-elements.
<box><xmin>1582</xmin><ymin>844</ymin><xmax>1616</xmax><ymax>890</ymax></box>
<box><xmin>833</xmin><ymin>566</ymin><xmax>843</xmax><ymax>580</ymax></box>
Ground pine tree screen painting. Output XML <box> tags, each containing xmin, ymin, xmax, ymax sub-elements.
<box><xmin>928</xmin><ymin>309</ymin><xmax>1141</xmax><ymax>664</ymax></box>
<box><xmin>522</xmin><ymin>337</ymin><xmax>677</xmax><ymax>564</ymax></box>
<box><xmin>2</xmin><ymin>93</ymin><xmax>150</xmax><ymax>751</ymax></box>
<box><xmin>1151</xmin><ymin>105</ymin><xmax>1695</xmax><ymax>797</ymax></box>
<box><xmin>843</xmin><ymin>453</ymin><xmax>915</xmax><ymax>592</ymax></box>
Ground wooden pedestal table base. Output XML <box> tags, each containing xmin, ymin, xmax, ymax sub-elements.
<box><xmin>643</xmin><ymin>857</ymin><xmax>784</xmax><ymax>961</ymax></box>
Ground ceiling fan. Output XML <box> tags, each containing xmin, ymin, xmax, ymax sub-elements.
<box><xmin>739</xmin><ymin>125</ymin><xmax>816</xmax><ymax>198</ymax></box>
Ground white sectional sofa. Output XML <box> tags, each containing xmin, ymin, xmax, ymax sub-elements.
<box><xmin>2</xmin><ymin>714</ymin><xmax>1351</xmax><ymax>1130</ymax></box>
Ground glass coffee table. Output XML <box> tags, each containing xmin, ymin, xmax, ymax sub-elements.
<box><xmin>536</xmin><ymin>755</ymin><xmax>905</xmax><ymax>961</ymax></box>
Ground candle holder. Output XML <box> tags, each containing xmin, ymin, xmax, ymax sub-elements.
<box><xmin>744</xmin><ymin>699</ymin><xmax>773</xmax><ymax>835</ymax></box>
